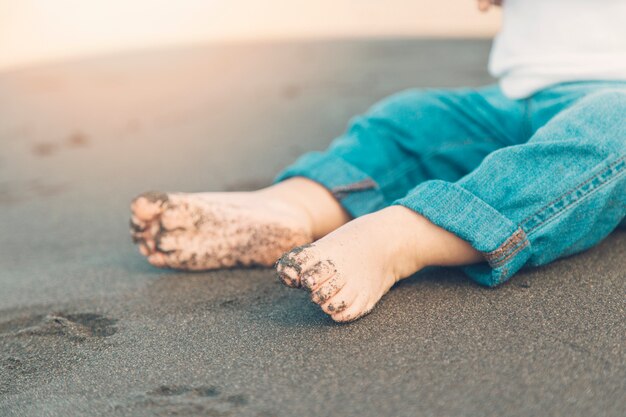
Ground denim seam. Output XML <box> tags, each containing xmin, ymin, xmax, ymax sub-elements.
<box><xmin>274</xmin><ymin>153</ymin><xmax>383</xmax><ymax>204</ymax></box>
<box><xmin>521</xmin><ymin>155</ymin><xmax>626</xmax><ymax>235</ymax></box>
<box><xmin>484</xmin><ymin>227</ymin><xmax>530</xmax><ymax>268</ymax></box>
<box><xmin>331</xmin><ymin>179</ymin><xmax>378</xmax><ymax>199</ymax></box>
<box><xmin>489</xmin><ymin>155</ymin><xmax>626</xmax><ymax>268</ymax></box>
<box><xmin>491</xmin><ymin>239</ymin><xmax>530</xmax><ymax>268</ymax></box>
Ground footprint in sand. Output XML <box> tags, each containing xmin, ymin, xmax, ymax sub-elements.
<box><xmin>116</xmin><ymin>384</ymin><xmax>273</xmax><ymax>417</ymax></box>
<box><xmin>0</xmin><ymin>312</ymin><xmax>117</xmax><ymax>341</ymax></box>
<box><xmin>31</xmin><ymin>130</ymin><xmax>90</xmax><ymax>157</ymax></box>
<box><xmin>0</xmin><ymin>312</ymin><xmax>118</xmax><ymax>396</ymax></box>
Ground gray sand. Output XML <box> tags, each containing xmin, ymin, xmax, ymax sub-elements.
<box><xmin>0</xmin><ymin>39</ymin><xmax>624</xmax><ymax>417</ymax></box>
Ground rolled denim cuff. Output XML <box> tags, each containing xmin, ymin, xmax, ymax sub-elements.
<box><xmin>393</xmin><ymin>180</ymin><xmax>532</xmax><ymax>287</ymax></box>
<box><xmin>273</xmin><ymin>152</ymin><xmax>388</xmax><ymax>217</ymax></box>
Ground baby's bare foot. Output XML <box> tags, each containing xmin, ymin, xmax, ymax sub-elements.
<box><xmin>276</xmin><ymin>206</ymin><xmax>427</xmax><ymax>323</ymax></box>
<box><xmin>130</xmin><ymin>191</ymin><xmax>313</xmax><ymax>270</ymax></box>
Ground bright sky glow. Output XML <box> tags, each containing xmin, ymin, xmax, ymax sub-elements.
<box><xmin>0</xmin><ymin>0</ymin><xmax>501</xmax><ymax>70</ymax></box>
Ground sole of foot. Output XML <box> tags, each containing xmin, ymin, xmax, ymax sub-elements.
<box><xmin>130</xmin><ymin>190</ymin><xmax>313</xmax><ymax>270</ymax></box>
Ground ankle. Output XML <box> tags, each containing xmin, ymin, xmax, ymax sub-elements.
<box><xmin>257</xmin><ymin>178</ymin><xmax>351</xmax><ymax>238</ymax></box>
<box><xmin>380</xmin><ymin>205</ymin><xmax>484</xmax><ymax>271</ymax></box>
<box><xmin>373</xmin><ymin>206</ymin><xmax>428</xmax><ymax>280</ymax></box>
<box><xmin>253</xmin><ymin>187</ymin><xmax>314</xmax><ymax>236</ymax></box>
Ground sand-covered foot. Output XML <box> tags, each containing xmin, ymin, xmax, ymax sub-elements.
<box><xmin>130</xmin><ymin>191</ymin><xmax>313</xmax><ymax>270</ymax></box>
<box><xmin>275</xmin><ymin>206</ymin><xmax>426</xmax><ymax>323</ymax></box>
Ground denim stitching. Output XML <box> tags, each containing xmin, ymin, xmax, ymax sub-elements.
<box><xmin>487</xmin><ymin>155</ymin><xmax>626</xmax><ymax>270</ymax></box>
<box><xmin>521</xmin><ymin>155</ymin><xmax>626</xmax><ymax>235</ymax></box>
<box><xmin>491</xmin><ymin>239</ymin><xmax>530</xmax><ymax>268</ymax></box>
<box><xmin>527</xmin><ymin>162</ymin><xmax>626</xmax><ymax>238</ymax></box>
<box><xmin>331</xmin><ymin>179</ymin><xmax>378</xmax><ymax>199</ymax></box>
<box><xmin>520</xmin><ymin>155</ymin><xmax>626</xmax><ymax>227</ymax></box>
<box><xmin>484</xmin><ymin>227</ymin><xmax>529</xmax><ymax>267</ymax></box>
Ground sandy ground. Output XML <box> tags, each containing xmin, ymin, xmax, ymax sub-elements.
<box><xmin>0</xmin><ymin>39</ymin><xmax>624</xmax><ymax>417</ymax></box>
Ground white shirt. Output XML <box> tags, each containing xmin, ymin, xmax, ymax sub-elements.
<box><xmin>488</xmin><ymin>0</ymin><xmax>626</xmax><ymax>99</ymax></box>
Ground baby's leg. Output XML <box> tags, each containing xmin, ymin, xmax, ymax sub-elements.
<box><xmin>133</xmin><ymin>86</ymin><xmax>518</xmax><ymax>270</ymax></box>
<box><xmin>276</xmin><ymin>86</ymin><xmax>523</xmax><ymax>284</ymax></box>
<box><xmin>278</xmin><ymin>88</ymin><xmax>625</xmax><ymax>322</ymax></box>
<box><xmin>276</xmin><ymin>206</ymin><xmax>484</xmax><ymax>322</ymax></box>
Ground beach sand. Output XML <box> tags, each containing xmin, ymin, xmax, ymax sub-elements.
<box><xmin>0</xmin><ymin>39</ymin><xmax>624</xmax><ymax>417</ymax></box>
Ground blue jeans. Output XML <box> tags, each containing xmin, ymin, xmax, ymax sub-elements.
<box><xmin>275</xmin><ymin>81</ymin><xmax>626</xmax><ymax>287</ymax></box>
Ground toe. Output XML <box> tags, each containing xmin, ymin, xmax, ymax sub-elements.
<box><xmin>160</xmin><ymin>201</ymin><xmax>196</xmax><ymax>230</ymax></box>
<box><xmin>131</xmin><ymin>230</ymin><xmax>143</xmax><ymax>244</ymax></box>
<box><xmin>130</xmin><ymin>216</ymin><xmax>154</xmax><ymax>245</ymax></box>
<box><xmin>301</xmin><ymin>259</ymin><xmax>337</xmax><ymax>291</ymax></box>
<box><xmin>154</xmin><ymin>231</ymin><xmax>181</xmax><ymax>254</ymax></box>
<box><xmin>133</xmin><ymin>233</ymin><xmax>156</xmax><ymax>255</ymax></box>
<box><xmin>130</xmin><ymin>226</ymin><xmax>147</xmax><ymax>243</ymax></box>
<box><xmin>275</xmin><ymin>244</ymin><xmax>319</xmax><ymax>288</ymax></box>
<box><xmin>310</xmin><ymin>275</ymin><xmax>345</xmax><ymax>305</ymax></box>
<box><xmin>132</xmin><ymin>219</ymin><xmax>161</xmax><ymax>246</ymax></box>
<box><xmin>131</xmin><ymin>191</ymin><xmax>169</xmax><ymax>222</ymax></box>
<box><xmin>144</xmin><ymin>237</ymin><xmax>156</xmax><ymax>252</ymax></box>
<box><xmin>138</xmin><ymin>243</ymin><xmax>151</xmax><ymax>256</ymax></box>
<box><xmin>319</xmin><ymin>285</ymin><xmax>358</xmax><ymax>315</ymax></box>
<box><xmin>130</xmin><ymin>216</ymin><xmax>147</xmax><ymax>233</ymax></box>
<box><xmin>330</xmin><ymin>294</ymin><xmax>371</xmax><ymax>323</ymax></box>
<box><xmin>147</xmin><ymin>252</ymin><xmax>166</xmax><ymax>268</ymax></box>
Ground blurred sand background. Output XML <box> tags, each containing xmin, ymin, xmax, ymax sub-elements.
<box><xmin>0</xmin><ymin>0</ymin><xmax>501</xmax><ymax>71</ymax></box>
